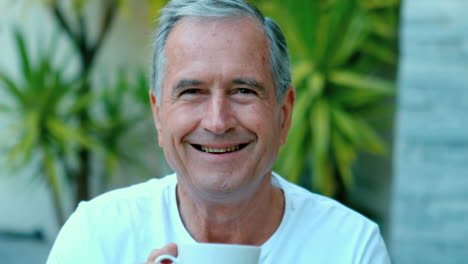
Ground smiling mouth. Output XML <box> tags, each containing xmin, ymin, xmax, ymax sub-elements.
<box><xmin>192</xmin><ymin>144</ymin><xmax>249</xmax><ymax>154</ymax></box>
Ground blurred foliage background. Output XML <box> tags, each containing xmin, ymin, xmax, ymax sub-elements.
<box><xmin>261</xmin><ymin>0</ymin><xmax>400</xmax><ymax>204</ymax></box>
<box><xmin>0</xmin><ymin>0</ymin><xmax>170</xmax><ymax>226</ymax></box>
<box><xmin>0</xmin><ymin>0</ymin><xmax>399</xmax><ymax>227</ymax></box>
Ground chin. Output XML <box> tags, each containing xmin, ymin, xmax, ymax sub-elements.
<box><xmin>198</xmin><ymin>174</ymin><xmax>248</xmax><ymax>194</ymax></box>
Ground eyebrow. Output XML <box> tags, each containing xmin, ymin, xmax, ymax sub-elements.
<box><xmin>232</xmin><ymin>78</ymin><xmax>265</xmax><ymax>91</ymax></box>
<box><xmin>171</xmin><ymin>78</ymin><xmax>265</xmax><ymax>94</ymax></box>
<box><xmin>172</xmin><ymin>79</ymin><xmax>203</xmax><ymax>93</ymax></box>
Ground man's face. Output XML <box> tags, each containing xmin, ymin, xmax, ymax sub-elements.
<box><xmin>150</xmin><ymin>17</ymin><xmax>294</xmax><ymax>200</ymax></box>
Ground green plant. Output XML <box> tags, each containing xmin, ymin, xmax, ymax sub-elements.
<box><xmin>43</xmin><ymin>0</ymin><xmax>170</xmax><ymax>207</ymax></box>
<box><xmin>1</xmin><ymin>0</ymin><xmax>169</xmax><ymax>225</ymax></box>
<box><xmin>0</xmin><ymin>29</ymin><xmax>158</xmax><ymax>225</ymax></box>
<box><xmin>89</xmin><ymin>70</ymin><xmax>156</xmax><ymax>188</ymax></box>
<box><xmin>0</xmin><ymin>30</ymin><xmax>98</xmax><ymax>225</ymax></box>
<box><xmin>258</xmin><ymin>0</ymin><xmax>399</xmax><ymax>200</ymax></box>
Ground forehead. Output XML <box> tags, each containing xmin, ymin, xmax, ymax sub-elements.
<box><xmin>164</xmin><ymin>16</ymin><xmax>270</xmax><ymax>72</ymax></box>
<box><xmin>160</xmin><ymin>16</ymin><xmax>274</xmax><ymax>100</ymax></box>
<box><xmin>168</xmin><ymin>16</ymin><xmax>267</xmax><ymax>47</ymax></box>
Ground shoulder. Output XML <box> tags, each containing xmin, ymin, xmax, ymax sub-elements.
<box><xmin>274</xmin><ymin>172</ymin><xmax>375</xmax><ymax>228</ymax></box>
<box><xmin>63</xmin><ymin>173</ymin><xmax>176</xmax><ymax>221</ymax></box>
<box><xmin>65</xmin><ymin>173</ymin><xmax>177</xmax><ymax>230</ymax></box>
<box><xmin>47</xmin><ymin>174</ymin><xmax>178</xmax><ymax>263</ymax></box>
<box><xmin>88</xmin><ymin>173</ymin><xmax>177</xmax><ymax>205</ymax></box>
<box><xmin>271</xmin><ymin>173</ymin><xmax>389</xmax><ymax>263</ymax></box>
<box><xmin>273</xmin><ymin>173</ymin><xmax>383</xmax><ymax>250</ymax></box>
<box><xmin>74</xmin><ymin>174</ymin><xmax>176</xmax><ymax>226</ymax></box>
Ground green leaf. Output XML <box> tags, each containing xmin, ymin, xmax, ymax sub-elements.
<box><xmin>290</xmin><ymin>0</ymin><xmax>321</xmax><ymax>61</ymax></box>
<box><xmin>104</xmin><ymin>150</ymin><xmax>119</xmax><ymax>176</ymax></box>
<box><xmin>25</xmin><ymin>111</ymin><xmax>40</xmax><ymax>156</ymax></box>
<box><xmin>331</xmin><ymin>105</ymin><xmax>387</xmax><ymax>155</ymax></box>
<box><xmin>8</xmin><ymin>112</ymin><xmax>39</xmax><ymax>164</ymax></box>
<box><xmin>135</xmin><ymin>70</ymin><xmax>150</xmax><ymax>106</ymax></box>
<box><xmin>361</xmin><ymin>0</ymin><xmax>400</xmax><ymax>9</ymax></box>
<box><xmin>276</xmin><ymin>84</ymin><xmax>311</xmax><ymax>184</ymax></box>
<box><xmin>354</xmin><ymin>102</ymin><xmax>395</xmax><ymax>120</ymax></box>
<box><xmin>331</xmin><ymin>105</ymin><xmax>360</xmax><ymax>145</ymax></box>
<box><xmin>291</xmin><ymin>60</ymin><xmax>313</xmax><ymax>85</ymax></box>
<box><xmin>309</xmin><ymin>99</ymin><xmax>335</xmax><ymax>195</ymax></box>
<box><xmin>46</xmin><ymin>117</ymin><xmax>101</xmax><ymax>151</ymax></box>
<box><xmin>0</xmin><ymin>72</ymin><xmax>25</xmax><ymax>105</ymax></box>
<box><xmin>361</xmin><ymin>41</ymin><xmax>398</xmax><ymax>65</ymax></box>
<box><xmin>42</xmin><ymin>144</ymin><xmax>64</xmax><ymax>222</ymax></box>
<box><xmin>354</xmin><ymin>119</ymin><xmax>387</xmax><ymax>155</ymax></box>
<box><xmin>291</xmin><ymin>74</ymin><xmax>319</xmax><ymax>123</ymax></box>
<box><xmin>148</xmin><ymin>0</ymin><xmax>170</xmax><ymax>20</ymax></box>
<box><xmin>276</xmin><ymin>120</ymin><xmax>308</xmax><ymax>184</ymax></box>
<box><xmin>266</xmin><ymin>0</ymin><xmax>398</xmax><ymax>197</ymax></box>
<box><xmin>13</xmin><ymin>29</ymin><xmax>32</xmax><ymax>80</ymax></box>
<box><xmin>314</xmin><ymin>3</ymin><xmax>330</xmax><ymax>67</ymax></box>
<box><xmin>276</xmin><ymin>95</ymin><xmax>309</xmax><ymax>184</ymax></box>
<box><xmin>324</xmin><ymin>0</ymin><xmax>356</xmax><ymax>65</ymax></box>
<box><xmin>330</xmin><ymin>7</ymin><xmax>370</xmax><ymax>66</ymax></box>
<box><xmin>329</xmin><ymin>70</ymin><xmax>394</xmax><ymax>95</ymax></box>
<box><xmin>332</xmin><ymin>131</ymin><xmax>356</xmax><ymax>187</ymax></box>
<box><xmin>68</xmin><ymin>92</ymin><xmax>95</xmax><ymax>115</ymax></box>
<box><xmin>333</xmin><ymin>87</ymin><xmax>386</xmax><ymax>109</ymax></box>
<box><xmin>276</xmin><ymin>71</ymin><xmax>324</xmax><ymax>185</ymax></box>
<box><xmin>261</xmin><ymin>3</ymin><xmax>309</xmax><ymax>60</ymax></box>
<box><xmin>368</xmin><ymin>13</ymin><xmax>398</xmax><ymax>39</ymax></box>
<box><xmin>311</xmin><ymin>98</ymin><xmax>330</xmax><ymax>159</ymax></box>
<box><xmin>312</xmin><ymin>152</ymin><xmax>336</xmax><ymax>197</ymax></box>
<box><xmin>72</xmin><ymin>0</ymin><xmax>90</xmax><ymax>14</ymax></box>
<box><xmin>308</xmin><ymin>71</ymin><xmax>325</xmax><ymax>99</ymax></box>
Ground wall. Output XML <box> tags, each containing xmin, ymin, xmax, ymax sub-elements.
<box><xmin>391</xmin><ymin>0</ymin><xmax>468</xmax><ymax>262</ymax></box>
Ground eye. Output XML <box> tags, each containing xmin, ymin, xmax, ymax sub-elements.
<box><xmin>180</xmin><ymin>88</ymin><xmax>200</xmax><ymax>96</ymax></box>
<box><xmin>235</xmin><ymin>88</ymin><xmax>257</xmax><ymax>95</ymax></box>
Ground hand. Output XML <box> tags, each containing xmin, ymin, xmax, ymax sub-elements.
<box><xmin>144</xmin><ymin>243</ymin><xmax>178</xmax><ymax>264</ymax></box>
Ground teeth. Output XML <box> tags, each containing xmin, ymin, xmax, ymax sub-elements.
<box><xmin>200</xmin><ymin>145</ymin><xmax>240</xmax><ymax>153</ymax></box>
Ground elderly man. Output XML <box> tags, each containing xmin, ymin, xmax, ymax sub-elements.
<box><xmin>47</xmin><ymin>0</ymin><xmax>390</xmax><ymax>263</ymax></box>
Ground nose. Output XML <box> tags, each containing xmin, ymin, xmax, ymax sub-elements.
<box><xmin>201</xmin><ymin>93</ymin><xmax>235</xmax><ymax>135</ymax></box>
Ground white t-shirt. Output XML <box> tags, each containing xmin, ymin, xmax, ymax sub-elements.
<box><xmin>47</xmin><ymin>173</ymin><xmax>390</xmax><ymax>264</ymax></box>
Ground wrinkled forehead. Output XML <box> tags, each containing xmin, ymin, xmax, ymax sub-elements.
<box><xmin>159</xmin><ymin>16</ymin><xmax>275</xmax><ymax>100</ymax></box>
<box><xmin>164</xmin><ymin>16</ymin><xmax>271</xmax><ymax>73</ymax></box>
<box><xmin>178</xmin><ymin>14</ymin><xmax>263</xmax><ymax>28</ymax></box>
<box><xmin>168</xmin><ymin>15</ymin><xmax>268</xmax><ymax>47</ymax></box>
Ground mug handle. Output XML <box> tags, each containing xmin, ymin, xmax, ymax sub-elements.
<box><xmin>155</xmin><ymin>254</ymin><xmax>179</xmax><ymax>263</ymax></box>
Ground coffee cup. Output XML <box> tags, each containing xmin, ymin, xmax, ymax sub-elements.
<box><xmin>154</xmin><ymin>243</ymin><xmax>261</xmax><ymax>264</ymax></box>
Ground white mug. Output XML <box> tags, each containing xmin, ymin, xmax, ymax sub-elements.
<box><xmin>154</xmin><ymin>243</ymin><xmax>261</xmax><ymax>264</ymax></box>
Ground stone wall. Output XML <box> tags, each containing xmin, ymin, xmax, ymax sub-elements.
<box><xmin>391</xmin><ymin>0</ymin><xmax>468</xmax><ymax>263</ymax></box>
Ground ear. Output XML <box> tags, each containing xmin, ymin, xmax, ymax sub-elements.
<box><xmin>279</xmin><ymin>85</ymin><xmax>295</xmax><ymax>146</ymax></box>
<box><xmin>149</xmin><ymin>91</ymin><xmax>164</xmax><ymax>147</ymax></box>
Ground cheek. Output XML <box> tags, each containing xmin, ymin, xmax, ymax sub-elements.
<box><xmin>165</xmin><ymin>108</ymin><xmax>201</xmax><ymax>141</ymax></box>
<box><xmin>243</xmin><ymin>105</ymin><xmax>263</xmax><ymax>131</ymax></box>
<box><xmin>242</xmin><ymin>105</ymin><xmax>279</xmax><ymax>135</ymax></box>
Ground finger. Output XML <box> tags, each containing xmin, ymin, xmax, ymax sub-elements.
<box><xmin>147</xmin><ymin>243</ymin><xmax>178</xmax><ymax>262</ymax></box>
<box><xmin>141</xmin><ymin>260</ymin><xmax>173</xmax><ymax>264</ymax></box>
<box><xmin>141</xmin><ymin>261</ymin><xmax>174</xmax><ymax>264</ymax></box>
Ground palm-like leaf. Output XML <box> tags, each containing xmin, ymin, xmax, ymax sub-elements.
<box><xmin>264</xmin><ymin>0</ymin><xmax>399</xmax><ymax>198</ymax></box>
<box><xmin>0</xmin><ymin>30</ymin><xmax>99</xmax><ymax>224</ymax></box>
<box><xmin>89</xmin><ymin>70</ymin><xmax>155</xmax><ymax>185</ymax></box>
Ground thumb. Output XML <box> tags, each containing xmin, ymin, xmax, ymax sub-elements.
<box><xmin>146</xmin><ymin>243</ymin><xmax>178</xmax><ymax>263</ymax></box>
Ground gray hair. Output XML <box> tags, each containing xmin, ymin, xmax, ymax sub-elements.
<box><xmin>151</xmin><ymin>0</ymin><xmax>291</xmax><ymax>103</ymax></box>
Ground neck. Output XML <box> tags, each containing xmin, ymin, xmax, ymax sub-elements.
<box><xmin>176</xmin><ymin>173</ymin><xmax>285</xmax><ymax>246</ymax></box>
